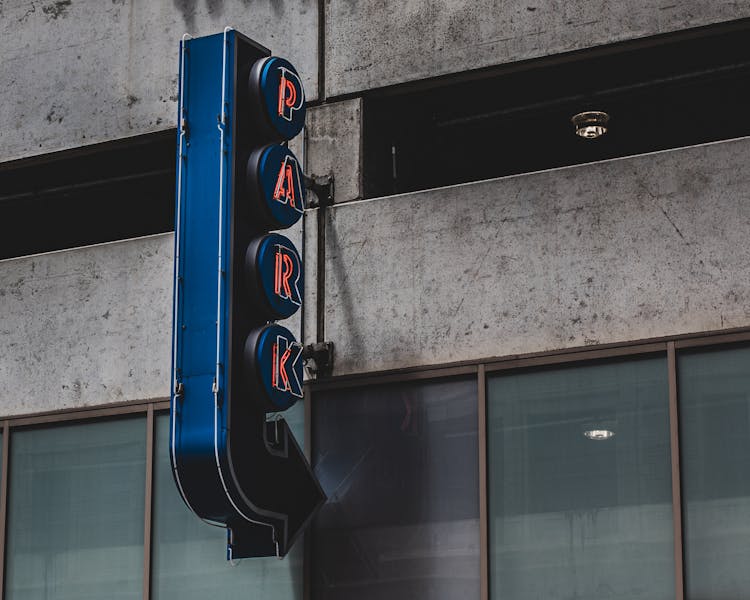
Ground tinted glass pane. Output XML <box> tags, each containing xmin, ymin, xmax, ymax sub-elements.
<box><xmin>679</xmin><ymin>345</ymin><xmax>750</xmax><ymax>598</ymax></box>
<box><xmin>312</xmin><ymin>378</ymin><xmax>479</xmax><ymax>600</ymax></box>
<box><xmin>152</xmin><ymin>403</ymin><xmax>305</xmax><ymax>600</ymax></box>
<box><xmin>488</xmin><ymin>356</ymin><xmax>674</xmax><ymax>600</ymax></box>
<box><xmin>6</xmin><ymin>418</ymin><xmax>146</xmax><ymax>599</ymax></box>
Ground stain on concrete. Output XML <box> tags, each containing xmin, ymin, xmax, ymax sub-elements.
<box><xmin>446</xmin><ymin>10</ymin><xmax>477</xmax><ymax>45</ymax></box>
<box><xmin>45</xmin><ymin>105</ymin><xmax>64</xmax><ymax>123</ymax></box>
<box><xmin>173</xmin><ymin>0</ymin><xmax>197</xmax><ymax>32</ymax></box>
<box><xmin>205</xmin><ymin>0</ymin><xmax>225</xmax><ymax>17</ymax></box>
<box><xmin>18</xmin><ymin>2</ymin><xmax>36</xmax><ymax>22</ymax></box>
<box><xmin>269</xmin><ymin>0</ymin><xmax>283</xmax><ymax>19</ymax></box>
<box><xmin>126</xmin><ymin>94</ymin><xmax>140</xmax><ymax>108</ymax></box>
<box><xmin>42</xmin><ymin>0</ymin><xmax>71</xmax><ymax>19</ymax></box>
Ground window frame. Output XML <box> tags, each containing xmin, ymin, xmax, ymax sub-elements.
<box><xmin>0</xmin><ymin>400</ymin><xmax>167</xmax><ymax>600</ymax></box>
<box><xmin>0</xmin><ymin>326</ymin><xmax>747</xmax><ymax>600</ymax></box>
<box><xmin>308</xmin><ymin>326</ymin><xmax>750</xmax><ymax>600</ymax></box>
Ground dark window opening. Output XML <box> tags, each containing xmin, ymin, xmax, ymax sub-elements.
<box><xmin>0</xmin><ymin>131</ymin><xmax>176</xmax><ymax>260</ymax></box>
<box><xmin>363</xmin><ymin>22</ymin><xmax>750</xmax><ymax>198</ymax></box>
<box><xmin>312</xmin><ymin>377</ymin><xmax>479</xmax><ymax>600</ymax></box>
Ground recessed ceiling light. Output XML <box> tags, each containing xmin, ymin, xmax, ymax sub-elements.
<box><xmin>583</xmin><ymin>429</ymin><xmax>615</xmax><ymax>441</ymax></box>
<box><xmin>571</xmin><ymin>111</ymin><xmax>610</xmax><ymax>139</ymax></box>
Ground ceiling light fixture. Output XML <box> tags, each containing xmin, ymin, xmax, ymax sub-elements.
<box><xmin>571</xmin><ymin>111</ymin><xmax>610</xmax><ymax>139</ymax></box>
<box><xmin>583</xmin><ymin>428</ymin><xmax>615</xmax><ymax>441</ymax></box>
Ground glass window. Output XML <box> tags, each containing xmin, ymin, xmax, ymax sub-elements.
<box><xmin>679</xmin><ymin>345</ymin><xmax>750</xmax><ymax>598</ymax></box>
<box><xmin>487</xmin><ymin>356</ymin><xmax>674</xmax><ymax>600</ymax></box>
<box><xmin>151</xmin><ymin>403</ymin><xmax>305</xmax><ymax>600</ymax></box>
<box><xmin>5</xmin><ymin>418</ymin><xmax>146</xmax><ymax>599</ymax></box>
<box><xmin>311</xmin><ymin>377</ymin><xmax>479</xmax><ymax>600</ymax></box>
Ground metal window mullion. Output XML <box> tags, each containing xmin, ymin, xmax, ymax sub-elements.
<box><xmin>0</xmin><ymin>421</ymin><xmax>9</xmax><ymax>600</ymax></box>
<box><xmin>303</xmin><ymin>385</ymin><xmax>313</xmax><ymax>600</ymax></box>
<box><xmin>667</xmin><ymin>342</ymin><xmax>685</xmax><ymax>600</ymax></box>
<box><xmin>143</xmin><ymin>405</ymin><xmax>155</xmax><ymax>600</ymax></box>
<box><xmin>2</xmin><ymin>399</ymin><xmax>168</xmax><ymax>428</ymax></box>
<box><xmin>478</xmin><ymin>365</ymin><xmax>488</xmax><ymax>600</ymax></box>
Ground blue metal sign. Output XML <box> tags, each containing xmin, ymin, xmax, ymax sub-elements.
<box><xmin>245</xmin><ymin>323</ymin><xmax>304</xmax><ymax>412</ymax></box>
<box><xmin>245</xmin><ymin>232</ymin><xmax>303</xmax><ymax>321</ymax></box>
<box><xmin>246</xmin><ymin>144</ymin><xmax>305</xmax><ymax>229</ymax></box>
<box><xmin>250</xmin><ymin>56</ymin><xmax>306</xmax><ymax>140</ymax></box>
<box><xmin>170</xmin><ymin>29</ymin><xmax>323</xmax><ymax>561</ymax></box>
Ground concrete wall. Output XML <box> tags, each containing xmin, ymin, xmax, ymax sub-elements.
<box><xmin>4</xmin><ymin>0</ymin><xmax>747</xmax><ymax>164</ymax></box>
<box><xmin>325</xmin><ymin>0</ymin><xmax>750</xmax><ymax>97</ymax></box>
<box><xmin>2</xmin><ymin>138</ymin><xmax>749</xmax><ymax>412</ymax></box>
<box><xmin>0</xmin><ymin>0</ymin><xmax>318</xmax><ymax>163</ymax></box>
<box><xmin>0</xmin><ymin>234</ymin><xmax>173</xmax><ymax>415</ymax></box>
<box><xmin>0</xmin><ymin>218</ymin><xmax>303</xmax><ymax>415</ymax></box>
<box><xmin>304</xmin><ymin>99</ymin><xmax>363</xmax><ymax>204</ymax></box>
<box><xmin>316</xmin><ymin>137</ymin><xmax>750</xmax><ymax>375</ymax></box>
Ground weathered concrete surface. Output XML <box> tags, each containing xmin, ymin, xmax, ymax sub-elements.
<box><xmin>305</xmin><ymin>99</ymin><xmax>362</xmax><ymax>204</ymax></box>
<box><xmin>0</xmin><ymin>0</ymin><xmax>318</xmax><ymax>163</ymax></box>
<box><xmin>302</xmin><ymin>208</ymin><xmax>318</xmax><ymax>347</ymax></box>
<box><xmin>0</xmin><ymin>234</ymin><xmax>173</xmax><ymax>414</ymax></box>
<box><xmin>4</xmin><ymin>139</ymin><xmax>750</xmax><ymax>409</ymax></box>
<box><xmin>325</xmin><ymin>0</ymin><xmax>750</xmax><ymax>97</ymax></box>
<box><xmin>320</xmin><ymin>137</ymin><xmax>750</xmax><ymax>375</ymax></box>
<box><xmin>0</xmin><ymin>221</ymin><xmax>306</xmax><ymax>414</ymax></box>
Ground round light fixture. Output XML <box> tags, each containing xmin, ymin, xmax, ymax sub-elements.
<box><xmin>571</xmin><ymin>111</ymin><xmax>610</xmax><ymax>139</ymax></box>
<box><xmin>583</xmin><ymin>429</ymin><xmax>615</xmax><ymax>441</ymax></box>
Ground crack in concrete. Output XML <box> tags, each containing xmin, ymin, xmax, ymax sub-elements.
<box><xmin>638</xmin><ymin>180</ymin><xmax>687</xmax><ymax>242</ymax></box>
<box><xmin>349</xmin><ymin>236</ymin><xmax>368</xmax><ymax>268</ymax></box>
<box><xmin>659</xmin><ymin>206</ymin><xmax>685</xmax><ymax>240</ymax></box>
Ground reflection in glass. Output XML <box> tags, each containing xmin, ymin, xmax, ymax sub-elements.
<box><xmin>152</xmin><ymin>404</ymin><xmax>305</xmax><ymax>600</ymax></box>
<box><xmin>487</xmin><ymin>357</ymin><xmax>674</xmax><ymax>600</ymax></box>
<box><xmin>679</xmin><ymin>345</ymin><xmax>750</xmax><ymax>599</ymax></box>
<box><xmin>6</xmin><ymin>418</ymin><xmax>146</xmax><ymax>599</ymax></box>
<box><xmin>312</xmin><ymin>378</ymin><xmax>479</xmax><ymax>600</ymax></box>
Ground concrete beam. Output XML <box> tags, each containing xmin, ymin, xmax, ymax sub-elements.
<box><xmin>0</xmin><ymin>234</ymin><xmax>173</xmax><ymax>415</ymax></box>
<box><xmin>319</xmin><ymin>137</ymin><xmax>750</xmax><ymax>375</ymax></box>
<box><xmin>325</xmin><ymin>1</ymin><xmax>750</xmax><ymax>97</ymax></box>
<box><xmin>305</xmin><ymin>99</ymin><xmax>363</xmax><ymax>204</ymax></box>
<box><xmin>0</xmin><ymin>220</ymin><xmax>305</xmax><ymax>415</ymax></box>
<box><xmin>0</xmin><ymin>0</ymin><xmax>318</xmax><ymax>163</ymax></box>
<box><xmin>4</xmin><ymin>140</ymin><xmax>750</xmax><ymax>407</ymax></box>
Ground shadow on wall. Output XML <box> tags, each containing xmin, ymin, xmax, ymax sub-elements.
<box><xmin>325</xmin><ymin>212</ymin><xmax>368</xmax><ymax>372</ymax></box>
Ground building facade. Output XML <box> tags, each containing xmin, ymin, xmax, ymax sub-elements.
<box><xmin>1</xmin><ymin>1</ymin><xmax>750</xmax><ymax>599</ymax></box>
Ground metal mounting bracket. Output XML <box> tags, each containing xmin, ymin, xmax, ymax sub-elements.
<box><xmin>304</xmin><ymin>174</ymin><xmax>334</xmax><ymax>208</ymax></box>
<box><xmin>302</xmin><ymin>341</ymin><xmax>334</xmax><ymax>378</ymax></box>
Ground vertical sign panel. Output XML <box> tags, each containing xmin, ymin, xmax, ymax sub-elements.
<box><xmin>171</xmin><ymin>30</ymin><xmax>324</xmax><ymax>560</ymax></box>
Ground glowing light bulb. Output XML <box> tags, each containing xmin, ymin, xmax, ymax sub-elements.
<box><xmin>583</xmin><ymin>429</ymin><xmax>615</xmax><ymax>441</ymax></box>
<box><xmin>571</xmin><ymin>111</ymin><xmax>610</xmax><ymax>139</ymax></box>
